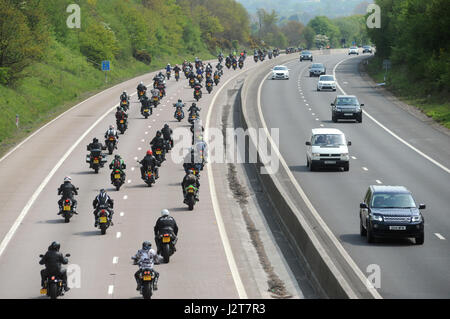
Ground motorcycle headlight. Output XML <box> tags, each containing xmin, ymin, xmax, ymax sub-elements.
<box><xmin>371</xmin><ymin>214</ymin><xmax>383</xmax><ymax>222</ymax></box>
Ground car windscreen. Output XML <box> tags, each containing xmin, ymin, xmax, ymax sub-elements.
<box><xmin>312</xmin><ymin>134</ymin><xmax>345</xmax><ymax>146</ymax></box>
<box><xmin>274</xmin><ymin>66</ymin><xmax>287</xmax><ymax>71</ymax></box>
<box><xmin>311</xmin><ymin>64</ymin><xmax>323</xmax><ymax>68</ymax></box>
<box><xmin>337</xmin><ymin>97</ymin><xmax>359</xmax><ymax>105</ymax></box>
<box><xmin>320</xmin><ymin>76</ymin><xmax>334</xmax><ymax>81</ymax></box>
<box><xmin>371</xmin><ymin>193</ymin><xmax>416</xmax><ymax>208</ymax></box>
<box><xmin>302</xmin><ymin>51</ymin><xmax>310</xmax><ymax>55</ymax></box>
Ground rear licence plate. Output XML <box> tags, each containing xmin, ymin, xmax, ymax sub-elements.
<box><xmin>114</xmin><ymin>174</ymin><xmax>121</xmax><ymax>179</ymax></box>
<box><xmin>99</xmin><ymin>217</ymin><xmax>107</xmax><ymax>223</ymax></box>
<box><xmin>64</xmin><ymin>206</ymin><xmax>71</xmax><ymax>211</ymax></box>
<box><xmin>162</xmin><ymin>237</ymin><xmax>170</xmax><ymax>243</ymax></box>
<box><xmin>324</xmin><ymin>161</ymin><xmax>336</xmax><ymax>164</ymax></box>
<box><xmin>143</xmin><ymin>275</ymin><xmax>152</xmax><ymax>281</ymax></box>
<box><xmin>389</xmin><ymin>226</ymin><xmax>406</xmax><ymax>230</ymax></box>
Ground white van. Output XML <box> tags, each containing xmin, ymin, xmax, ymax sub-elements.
<box><xmin>305</xmin><ymin>128</ymin><xmax>351</xmax><ymax>171</ymax></box>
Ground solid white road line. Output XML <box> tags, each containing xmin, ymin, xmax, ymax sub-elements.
<box><xmin>333</xmin><ymin>57</ymin><xmax>450</xmax><ymax>174</ymax></box>
<box><xmin>258</xmin><ymin>68</ymin><xmax>382</xmax><ymax>299</ymax></box>
<box><xmin>434</xmin><ymin>233</ymin><xmax>445</xmax><ymax>240</ymax></box>
<box><xmin>205</xmin><ymin>70</ymin><xmax>249</xmax><ymax>299</ymax></box>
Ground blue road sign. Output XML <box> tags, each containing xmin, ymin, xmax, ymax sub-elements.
<box><xmin>102</xmin><ymin>60</ymin><xmax>110</xmax><ymax>71</ymax></box>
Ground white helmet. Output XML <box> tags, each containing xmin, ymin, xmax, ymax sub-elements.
<box><xmin>64</xmin><ymin>176</ymin><xmax>71</xmax><ymax>182</ymax></box>
<box><xmin>161</xmin><ymin>209</ymin><xmax>170</xmax><ymax>217</ymax></box>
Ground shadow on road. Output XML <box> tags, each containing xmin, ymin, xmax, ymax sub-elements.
<box><xmin>73</xmin><ymin>231</ymin><xmax>100</xmax><ymax>237</ymax></box>
<box><xmin>339</xmin><ymin>233</ymin><xmax>415</xmax><ymax>247</ymax></box>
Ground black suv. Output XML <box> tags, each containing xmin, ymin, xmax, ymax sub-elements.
<box><xmin>359</xmin><ymin>185</ymin><xmax>425</xmax><ymax>245</ymax></box>
<box><xmin>331</xmin><ymin>95</ymin><xmax>363</xmax><ymax>123</ymax></box>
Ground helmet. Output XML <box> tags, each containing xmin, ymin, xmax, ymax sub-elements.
<box><xmin>192</xmin><ymin>102</ymin><xmax>197</xmax><ymax>107</ymax></box>
<box><xmin>142</xmin><ymin>241</ymin><xmax>152</xmax><ymax>250</ymax></box>
<box><xmin>140</xmin><ymin>81</ymin><xmax>143</xmax><ymax>85</ymax></box>
<box><xmin>168</xmin><ymin>63</ymin><xmax>170</xmax><ymax>66</ymax></box>
<box><xmin>93</xmin><ymin>138</ymin><xmax>98</xmax><ymax>143</ymax></box>
<box><xmin>49</xmin><ymin>241</ymin><xmax>60</xmax><ymax>252</ymax></box>
<box><xmin>109</xmin><ymin>125</ymin><xmax>114</xmax><ymax>130</ymax></box>
<box><xmin>164</xmin><ymin>124</ymin><xmax>169</xmax><ymax>128</ymax></box>
<box><xmin>100</xmin><ymin>188</ymin><xmax>106</xmax><ymax>195</ymax></box>
<box><xmin>64</xmin><ymin>176</ymin><xmax>71</xmax><ymax>183</ymax></box>
<box><xmin>156</xmin><ymin>131</ymin><xmax>162</xmax><ymax>137</ymax></box>
<box><xmin>147</xmin><ymin>150</ymin><xmax>153</xmax><ymax>155</ymax></box>
<box><xmin>178</xmin><ymin>99</ymin><xmax>182</xmax><ymax>103</ymax></box>
<box><xmin>123</xmin><ymin>91</ymin><xmax>127</xmax><ymax>95</ymax></box>
<box><xmin>161</xmin><ymin>209</ymin><xmax>170</xmax><ymax>217</ymax></box>
<box><xmin>114</xmin><ymin>154</ymin><xmax>120</xmax><ymax>159</ymax></box>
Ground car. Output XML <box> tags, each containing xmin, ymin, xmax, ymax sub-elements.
<box><xmin>271</xmin><ymin>65</ymin><xmax>289</xmax><ymax>80</ymax></box>
<box><xmin>305</xmin><ymin>128</ymin><xmax>351</xmax><ymax>171</ymax></box>
<box><xmin>300</xmin><ymin>51</ymin><xmax>313</xmax><ymax>62</ymax></box>
<box><xmin>331</xmin><ymin>95</ymin><xmax>363</xmax><ymax>123</ymax></box>
<box><xmin>359</xmin><ymin>185</ymin><xmax>425</xmax><ymax>244</ymax></box>
<box><xmin>309</xmin><ymin>63</ymin><xmax>326</xmax><ymax>77</ymax></box>
<box><xmin>348</xmin><ymin>46</ymin><xmax>359</xmax><ymax>55</ymax></box>
<box><xmin>362</xmin><ymin>45</ymin><xmax>372</xmax><ymax>54</ymax></box>
<box><xmin>317</xmin><ymin>75</ymin><xmax>336</xmax><ymax>91</ymax></box>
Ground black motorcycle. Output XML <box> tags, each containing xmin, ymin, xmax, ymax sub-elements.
<box><xmin>39</xmin><ymin>253</ymin><xmax>70</xmax><ymax>299</ymax></box>
<box><xmin>59</xmin><ymin>197</ymin><xmax>77</xmax><ymax>223</ymax></box>
<box><xmin>95</xmin><ymin>205</ymin><xmax>113</xmax><ymax>235</ymax></box>
<box><xmin>105</xmin><ymin>136</ymin><xmax>117</xmax><ymax>155</ymax></box>
<box><xmin>159</xmin><ymin>233</ymin><xmax>176</xmax><ymax>263</ymax></box>
<box><xmin>86</xmin><ymin>148</ymin><xmax>107</xmax><ymax>174</ymax></box>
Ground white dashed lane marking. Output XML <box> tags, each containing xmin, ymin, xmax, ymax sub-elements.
<box><xmin>434</xmin><ymin>233</ymin><xmax>446</xmax><ymax>240</ymax></box>
<box><xmin>116</xmin><ymin>232</ymin><xmax>121</xmax><ymax>238</ymax></box>
<box><xmin>362</xmin><ymin>167</ymin><xmax>368</xmax><ymax>171</ymax></box>
<box><xmin>113</xmin><ymin>257</ymin><xmax>119</xmax><ymax>264</ymax></box>
<box><xmin>376</xmin><ymin>180</ymin><xmax>382</xmax><ymax>184</ymax></box>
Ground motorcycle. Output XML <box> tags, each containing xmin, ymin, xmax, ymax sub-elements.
<box><xmin>194</xmin><ymin>88</ymin><xmax>202</xmax><ymax>101</ymax></box>
<box><xmin>238</xmin><ymin>61</ymin><xmax>243</xmax><ymax>69</ymax></box>
<box><xmin>214</xmin><ymin>74</ymin><xmax>220</xmax><ymax>86</ymax></box>
<box><xmin>254</xmin><ymin>55</ymin><xmax>258</xmax><ymax>63</ymax></box>
<box><xmin>166</xmin><ymin>71</ymin><xmax>171</xmax><ymax>80</ymax></box>
<box><xmin>120</xmin><ymin>99</ymin><xmax>129</xmax><ymax>111</ymax></box>
<box><xmin>259</xmin><ymin>55</ymin><xmax>264</xmax><ymax>61</ymax></box>
<box><xmin>159</xmin><ymin>233</ymin><xmax>175</xmax><ymax>263</ymax></box>
<box><xmin>174</xmin><ymin>106</ymin><xmax>184</xmax><ymax>122</ymax></box>
<box><xmin>143</xmin><ymin>167</ymin><xmax>156</xmax><ymax>187</ymax></box>
<box><xmin>133</xmin><ymin>262</ymin><xmax>156</xmax><ymax>299</ymax></box>
<box><xmin>154</xmin><ymin>147</ymin><xmax>165</xmax><ymax>163</ymax></box>
<box><xmin>141</xmin><ymin>106</ymin><xmax>151</xmax><ymax>119</ymax></box>
<box><xmin>59</xmin><ymin>197</ymin><xmax>77</xmax><ymax>223</ymax></box>
<box><xmin>117</xmin><ymin>119</ymin><xmax>127</xmax><ymax>134</ymax></box>
<box><xmin>268</xmin><ymin>52</ymin><xmax>273</xmax><ymax>59</ymax></box>
<box><xmin>175</xmin><ymin>71</ymin><xmax>180</xmax><ymax>82</ymax></box>
<box><xmin>138</xmin><ymin>89</ymin><xmax>146</xmax><ymax>101</ymax></box>
<box><xmin>188</xmin><ymin>112</ymin><xmax>199</xmax><ymax>124</ymax></box>
<box><xmin>105</xmin><ymin>136</ymin><xmax>117</xmax><ymax>155</ymax></box>
<box><xmin>158</xmin><ymin>86</ymin><xmax>166</xmax><ymax>98</ymax></box>
<box><xmin>40</xmin><ymin>253</ymin><xmax>71</xmax><ymax>299</ymax></box>
<box><xmin>152</xmin><ymin>95</ymin><xmax>160</xmax><ymax>107</ymax></box>
<box><xmin>112</xmin><ymin>169</ymin><xmax>125</xmax><ymax>191</ymax></box>
<box><xmin>226</xmin><ymin>61</ymin><xmax>231</xmax><ymax>69</ymax></box>
<box><xmin>189</xmin><ymin>77</ymin><xmax>195</xmax><ymax>88</ymax></box>
<box><xmin>232</xmin><ymin>61</ymin><xmax>237</xmax><ymax>70</ymax></box>
<box><xmin>196</xmin><ymin>74</ymin><xmax>203</xmax><ymax>83</ymax></box>
<box><xmin>218</xmin><ymin>55</ymin><xmax>223</xmax><ymax>63</ymax></box>
<box><xmin>96</xmin><ymin>206</ymin><xmax>112</xmax><ymax>235</ymax></box>
<box><xmin>206</xmin><ymin>81</ymin><xmax>213</xmax><ymax>94</ymax></box>
<box><xmin>86</xmin><ymin>148</ymin><xmax>107</xmax><ymax>174</ymax></box>
<box><xmin>184</xmin><ymin>185</ymin><xmax>199</xmax><ymax>211</ymax></box>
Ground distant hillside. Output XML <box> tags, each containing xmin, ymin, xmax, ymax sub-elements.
<box><xmin>238</xmin><ymin>0</ymin><xmax>373</xmax><ymax>24</ymax></box>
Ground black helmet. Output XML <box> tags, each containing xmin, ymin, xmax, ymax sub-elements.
<box><xmin>156</xmin><ymin>131</ymin><xmax>162</xmax><ymax>137</ymax></box>
<box><xmin>93</xmin><ymin>138</ymin><xmax>98</xmax><ymax>143</ymax></box>
<box><xmin>192</xmin><ymin>102</ymin><xmax>197</xmax><ymax>107</ymax></box>
<box><xmin>164</xmin><ymin>124</ymin><xmax>169</xmax><ymax>128</ymax></box>
<box><xmin>114</xmin><ymin>154</ymin><xmax>120</xmax><ymax>159</ymax></box>
<box><xmin>49</xmin><ymin>241</ymin><xmax>60</xmax><ymax>252</ymax></box>
<box><xmin>178</xmin><ymin>99</ymin><xmax>182</xmax><ymax>103</ymax></box>
<box><xmin>100</xmin><ymin>188</ymin><xmax>106</xmax><ymax>195</ymax></box>
<box><xmin>142</xmin><ymin>241</ymin><xmax>151</xmax><ymax>250</ymax></box>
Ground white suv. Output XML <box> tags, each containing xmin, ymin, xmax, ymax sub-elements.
<box><xmin>348</xmin><ymin>47</ymin><xmax>359</xmax><ymax>55</ymax></box>
<box><xmin>305</xmin><ymin>128</ymin><xmax>351</xmax><ymax>171</ymax></box>
<box><xmin>317</xmin><ymin>75</ymin><xmax>336</xmax><ymax>91</ymax></box>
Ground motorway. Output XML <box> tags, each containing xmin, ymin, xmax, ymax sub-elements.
<box><xmin>0</xmin><ymin>55</ymin><xmax>300</xmax><ymax>299</ymax></box>
<box><xmin>258</xmin><ymin>51</ymin><xmax>450</xmax><ymax>298</ymax></box>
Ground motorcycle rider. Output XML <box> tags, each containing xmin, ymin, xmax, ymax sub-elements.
<box><xmin>205</xmin><ymin>76</ymin><xmax>214</xmax><ymax>92</ymax></box>
<box><xmin>193</xmin><ymin>79</ymin><xmax>203</xmax><ymax>94</ymax></box>
<box><xmin>115</xmin><ymin>106</ymin><xmax>128</xmax><ymax>129</ymax></box>
<box><xmin>120</xmin><ymin>91</ymin><xmax>129</xmax><ymax>103</ymax></box>
<box><xmin>105</xmin><ymin>125</ymin><xmax>119</xmax><ymax>140</ymax></box>
<box><xmin>183</xmin><ymin>147</ymin><xmax>202</xmax><ymax>174</ymax></box>
<box><xmin>188</xmin><ymin>102</ymin><xmax>200</xmax><ymax>116</ymax></box>
<box><xmin>137</xmin><ymin>81</ymin><xmax>147</xmax><ymax>98</ymax></box>
<box><xmin>57</xmin><ymin>176</ymin><xmax>78</xmax><ymax>215</ymax></box>
<box><xmin>39</xmin><ymin>241</ymin><xmax>69</xmax><ymax>292</ymax></box>
<box><xmin>194</xmin><ymin>135</ymin><xmax>208</xmax><ymax>168</ymax></box>
<box><xmin>87</xmin><ymin>137</ymin><xmax>104</xmax><ymax>151</ymax></box>
<box><xmin>150</xmin><ymin>131</ymin><xmax>167</xmax><ymax>159</ymax></box>
<box><xmin>93</xmin><ymin>189</ymin><xmax>114</xmax><ymax>227</ymax></box>
<box><xmin>173</xmin><ymin>98</ymin><xmax>185</xmax><ymax>119</ymax></box>
<box><xmin>139</xmin><ymin>150</ymin><xmax>160</xmax><ymax>180</ymax></box>
<box><xmin>182</xmin><ymin>169</ymin><xmax>200</xmax><ymax>202</ymax></box>
<box><xmin>140</xmin><ymin>94</ymin><xmax>153</xmax><ymax>115</ymax></box>
<box><xmin>154</xmin><ymin>209</ymin><xmax>178</xmax><ymax>255</ymax></box>
<box><xmin>109</xmin><ymin>154</ymin><xmax>126</xmax><ymax>183</ymax></box>
<box><xmin>133</xmin><ymin>241</ymin><xmax>161</xmax><ymax>291</ymax></box>
<box><xmin>161</xmin><ymin>124</ymin><xmax>173</xmax><ymax>150</ymax></box>
<box><xmin>165</xmin><ymin>63</ymin><xmax>171</xmax><ymax>73</ymax></box>
<box><xmin>173</xmin><ymin>64</ymin><xmax>181</xmax><ymax>78</ymax></box>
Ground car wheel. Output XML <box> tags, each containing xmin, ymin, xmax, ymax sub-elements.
<box><xmin>360</xmin><ymin>217</ymin><xmax>367</xmax><ymax>236</ymax></box>
<box><xmin>309</xmin><ymin>74</ymin><xmax>313</xmax><ymax>77</ymax></box>
<box><xmin>415</xmin><ymin>232</ymin><xmax>424</xmax><ymax>245</ymax></box>
<box><xmin>317</xmin><ymin>88</ymin><xmax>320</xmax><ymax>91</ymax></box>
<box><xmin>309</xmin><ymin>161</ymin><xmax>315</xmax><ymax>171</ymax></box>
<box><xmin>333</xmin><ymin>88</ymin><xmax>336</xmax><ymax>91</ymax></box>
<box><xmin>306</xmin><ymin>156</ymin><xmax>310</xmax><ymax>167</ymax></box>
<box><xmin>332</xmin><ymin>115</ymin><xmax>337</xmax><ymax>123</ymax></box>
<box><xmin>357</xmin><ymin>113</ymin><xmax>362</xmax><ymax>123</ymax></box>
<box><xmin>343</xmin><ymin>162</ymin><xmax>349</xmax><ymax>171</ymax></box>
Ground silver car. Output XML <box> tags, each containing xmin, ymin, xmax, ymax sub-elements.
<box><xmin>309</xmin><ymin>63</ymin><xmax>326</xmax><ymax>77</ymax></box>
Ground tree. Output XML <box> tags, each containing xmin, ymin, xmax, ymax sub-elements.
<box><xmin>281</xmin><ymin>21</ymin><xmax>305</xmax><ymax>46</ymax></box>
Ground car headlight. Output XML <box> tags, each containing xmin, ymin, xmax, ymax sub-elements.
<box><xmin>370</xmin><ymin>214</ymin><xmax>383</xmax><ymax>222</ymax></box>
<box><xmin>312</xmin><ymin>153</ymin><xmax>320</xmax><ymax>158</ymax></box>
<box><xmin>411</xmin><ymin>215</ymin><xmax>422</xmax><ymax>222</ymax></box>
<box><xmin>341</xmin><ymin>153</ymin><xmax>349</xmax><ymax>160</ymax></box>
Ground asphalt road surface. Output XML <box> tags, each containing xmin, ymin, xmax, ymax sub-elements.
<box><xmin>0</xmin><ymin>57</ymin><xmax>286</xmax><ymax>299</ymax></box>
<box><xmin>259</xmin><ymin>51</ymin><xmax>450</xmax><ymax>298</ymax></box>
